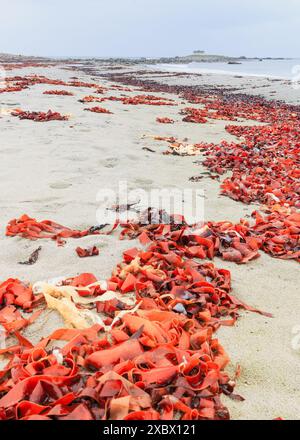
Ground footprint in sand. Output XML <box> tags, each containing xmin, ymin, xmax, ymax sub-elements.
<box><xmin>99</xmin><ymin>157</ymin><xmax>119</xmax><ymax>168</ymax></box>
<box><xmin>77</xmin><ymin>127</ymin><xmax>91</xmax><ymax>133</ymax></box>
<box><xmin>0</xmin><ymin>148</ymin><xmax>20</xmax><ymax>154</ymax></box>
<box><xmin>49</xmin><ymin>182</ymin><xmax>72</xmax><ymax>189</ymax></box>
<box><xmin>126</xmin><ymin>154</ymin><xmax>139</xmax><ymax>161</ymax></box>
<box><xmin>134</xmin><ymin>178</ymin><xmax>154</xmax><ymax>188</ymax></box>
<box><xmin>23</xmin><ymin>196</ymin><xmax>61</xmax><ymax>203</ymax></box>
<box><xmin>65</xmin><ymin>155</ymin><xmax>87</xmax><ymax>162</ymax></box>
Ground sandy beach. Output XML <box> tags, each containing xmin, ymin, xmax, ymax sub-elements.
<box><xmin>0</xmin><ymin>61</ymin><xmax>299</xmax><ymax>420</ymax></box>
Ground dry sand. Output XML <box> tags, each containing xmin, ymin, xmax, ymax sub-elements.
<box><xmin>0</xmin><ymin>63</ymin><xmax>299</xmax><ymax>419</ymax></box>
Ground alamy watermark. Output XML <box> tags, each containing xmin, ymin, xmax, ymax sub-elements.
<box><xmin>0</xmin><ymin>64</ymin><xmax>9</xmax><ymax>116</ymax></box>
<box><xmin>291</xmin><ymin>65</ymin><xmax>300</xmax><ymax>90</ymax></box>
<box><xmin>0</xmin><ymin>325</ymin><xmax>6</xmax><ymax>351</ymax></box>
<box><xmin>0</xmin><ymin>64</ymin><xmax>7</xmax><ymax>91</ymax></box>
<box><xmin>96</xmin><ymin>181</ymin><xmax>204</xmax><ymax>225</ymax></box>
<box><xmin>291</xmin><ymin>325</ymin><xmax>300</xmax><ymax>352</ymax></box>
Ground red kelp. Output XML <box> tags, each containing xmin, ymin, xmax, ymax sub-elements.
<box><xmin>1</xmin><ymin>205</ymin><xmax>273</xmax><ymax>420</ymax></box>
<box><xmin>6</xmin><ymin>215</ymin><xmax>101</xmax><ymax>245</ymax></box>
<box><xmin>43</xmin><ymin>90</ymin><xmax>74</xmax><ymax>96</ymax></box>
<box><xmin>0</xmin><ymin>237</ymin><xmax>264</xmax><ymax>419</ymax></box>
<box><xmin>221</xmin><ymin>123</ymin><xmax>300</xmax><ymax>208</ymax></box>
<box><xmin>68</xmin><ymin>80</ymin><xmax>102</xmax><ymax>89</ymax></box>
<box><xmin>3</xmin><ymin>74</ymin><xmax>107</xmax><ymax>95</ymax></box>
<box><xmin>75</xmin><ymin>246</ymin><xmax>99</xmax><ymax>258</ymax></box>
<box><xmin>180</xmin><ymin>91</ymin><xmax>300</xmax><ymax>212</ymax></box>
<box><xmin>98</xmin><ymin>96</ymin><xmax>123</xmax><ymax>103</ymax></box>
<box><xmin>198</xmin><ymin>126</ymin><xmax>299</xmax><ymax>209</ymax></box>
<box><xmin>0</xmin><ymin>279</ymin><xmax>43</xmax><ymax>334</ymax></box>
<box><xmin>181</xmin><ymin>107</ymin><xmax>208</xmax><ymax>124</ymax></box>
<box><xmin>146</xmin><ymin>86</ymin><xmax>299</xmax><ymax>263</ymax></box>
<box><xmin>85</xmin><ymin>106</ymin><xmax>113</xmax><ymax>114</ymax></box>
<box><xmin>6</xmin><ymin>75</ymin><xmax>68</xmax><ymax>88</ymax></box>
<box><xmin>7</xmin><ymin>206</ymin><xmax>298</xmax><ymax>263</ymax></box>
<box><xmin>156</xmin><ymin>117</ymin><xmax>174</xmax><ymax>124</ymax></box>
<box><xmin>82</xmin><ymin>94</ymin><xmax>176</xmax><ymax>106</ymax></box>
<box><xmin>94</xmin><ymin>87</ymin><xmax>108</xmax><ymax>94</ymax></box>
<box><xmin>11</xmin><ymin>109</ymin><xmax>69</xmax><ymax>122</ymax></box>
<box><xmin>251</xmin><ymin>209</ymin><xmax>300</xmax><ymax>261</ymax></box>
<box><xmin>79</xmin><ymin>95</ymin><xmax>106</xmax><ymax>103</ymax></box>
<box><xmin>110</xmin><ymin>85</ymin><xmax>133</xmax><ymax>92</ymax></box>
<box><xmin>182</xmin><ymin>90</ymin><xmax>300</xmax><ymax>124</ymax></box>
<box><xmin>1</xmin><ymin>62</ymin><xmax>54</xmax><ymax>71</ymax></box>
<box><xmin>121</xmin><ymin>94</ymin><xmax>175</xmax><ymax>106</ymax></box>
<box><xmin>96</xmin><ymin>68</ymin><xmax>298</xmax><ymax>121</ymax></box>
<box><xmin>1</xmin><ymin>66</ymin><xmax>298</xmax><ymax>420</ymax></box>
<box><xmin>0</xmin><ymin>86</ymin><xmax>27</xmax><ymax>94</ymax></box>
<box><xmin>119</xmin><ymin>212</ymin><xmax>261</xmax><ymax>265</ymax></box>
<box><xmin>0</xmin><ymin>279</ymin><xmax>40</xmax><ymax>312</ymax></box>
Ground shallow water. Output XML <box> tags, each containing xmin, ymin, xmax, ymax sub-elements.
<box><xmin>152</xmin><ymin>59</ymin><xmax>300</xmax><ymax>80</ymax></box>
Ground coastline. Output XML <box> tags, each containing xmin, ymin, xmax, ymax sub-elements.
<box><xmin>148</xmin><ymin>62</ymin><xmax>298</xmax><ymax>81</ymax></box>
<box><xmin>0</xmin><ymin>60</ymin><xmax>299</xmax><ymax>420</ymax></box>
<box><xmin>137</xmin><ymin>63</ymin><xmax>300</xmax><ymax>104</ymax></box>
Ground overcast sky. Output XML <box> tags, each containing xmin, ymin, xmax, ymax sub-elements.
<box><xmin>0</xmin><ymin>0</ymin><xmax>299</xmax><ymax>58</ymax></box>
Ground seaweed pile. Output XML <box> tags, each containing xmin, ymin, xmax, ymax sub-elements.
<box><xmin>1</xmin><ymin>211</ymin><xmax>272</xmax><ymax>420</ymax></box>
<box><xmin>0</xmin><ymin>63</ymin><xmax>298</xmax><ymax>421</ymax></box>
<box><xmin>6</xmin><ymin>215</ymin><xmax>109</xmax><ymax>246</ymax></box>
<box><xmin>156</xmin><ymin>117</ymin><xmax>174</xmax><ymax>124</ymax></box>
<box><xmin>11</xmin><ymin>109</ymin><xmax>69</xmax><ymax>122</ymax></box>
<box><xmin>1</xmin><ymin>74</ymin><xmax>106</xmax><ymax>94</ymax></box>
<box><xmin>84</xmin><ymin>107</ymin><xmax>113</xmax><ymax>115</ymax></box>
<box><xmin>120</xmin><ymin>94</ymin><xmax>175</xmax><ymax>106</ymax></box>
<box><xmin>43</xmin><ymin>90</ymin><xmax>74</xmax><ymax>96</ymax></box>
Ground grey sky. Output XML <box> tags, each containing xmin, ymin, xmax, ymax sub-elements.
<box><xmin>1</xmin><ymin>0</ymin><xmax>299</xmax><ymax>58</ymax></box>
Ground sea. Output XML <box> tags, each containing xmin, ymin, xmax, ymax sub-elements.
<box><xmin>151</xmin><ymin>59</ymin><xmax>300</xmax><ymax>80</ymax></box>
